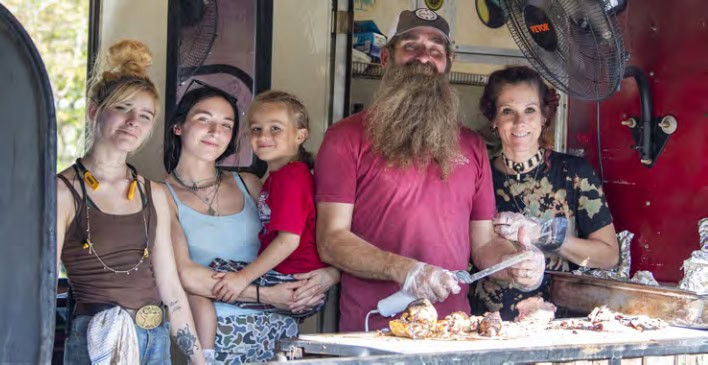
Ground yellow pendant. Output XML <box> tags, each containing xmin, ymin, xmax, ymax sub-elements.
<box><xmin>83</xmin><ymin>242</ymin><xmax>89</xmax><ymax>249</ymax></box>
<box><xmin>127</xmin><ymin>180</ymin><xmax>137</xmax><ymax>200</ymax></box>
<box><xmin>83</xmin><ymin>171</ymin><xmax>100</xmax><ymax>190</ymax></box>
<box><xmin>143</xmin><ymin>247</ymin><xmax>149</xmax><ymax>258</ymax></box>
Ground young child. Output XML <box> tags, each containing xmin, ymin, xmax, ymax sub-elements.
<box><xmin>193</xmin><ymin>90</ymin><xmax>335</xmax><ymax>362</ymax></box>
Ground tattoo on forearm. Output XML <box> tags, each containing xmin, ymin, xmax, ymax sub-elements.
<box><xmin>174</xmin><ymin>325</ymin><xmax>198</xmax><ymax>356</ymax></box>
<box><xmin>167</xmin><ymin>299</ymin><xmax>182</xmax><ymax>313</ymax></box>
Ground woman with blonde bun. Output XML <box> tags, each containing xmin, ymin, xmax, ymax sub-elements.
<box><xmin>57</xmin><ymin>40</ymin><xmax>206</xmax><ymax>364</ymax></box>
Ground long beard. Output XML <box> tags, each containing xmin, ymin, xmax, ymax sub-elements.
<box><xmin>367</xmin><ymin>61</ymin><xmax>461</xmax><ymax>179</ymax></box>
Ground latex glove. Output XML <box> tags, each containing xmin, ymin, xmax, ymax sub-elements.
<box><xmin>493</xmin><ymin>212</ymin><xmax>569</xmax><ymax>252</ymax></box>
<box><xmin>402</xmin><ymin>262</ymin><xmax>461</xmax><ymax>303</ymax></box>
<box><xmin>505</xmin><ymin>247</ymin><xmax>546</xmax><ymax>292</ymax></box>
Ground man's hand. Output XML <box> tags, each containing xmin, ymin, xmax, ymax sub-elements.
<box><xmin>402</xmin><ymin>263</ymin><xmax>461</xmax><ymax>303</ymax></box>
<box><xmin>212</xmin><ymin>272</ymin><xmax>251</xmax><ymax>303</ymax></box>
<box><xmin>292</xmin><ymin>267</ymin><xmax>340</xmax><ymax>302</ymax></box>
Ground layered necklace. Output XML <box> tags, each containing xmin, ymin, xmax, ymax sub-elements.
<box><xmin>74</xmin><ymin>159</ymin><xmax>150</xmax><ymax>275</ymax></box>
<box><xmin>172</xmin><ymin>168</ymin><xmax>222</xmax><ymax>216</ymax></box>
<box><xmin>500</xmin><ymin>149</ymin><xmax>545</xmax><ymax>216</ymax></box>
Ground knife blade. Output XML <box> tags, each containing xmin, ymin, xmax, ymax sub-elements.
<box><xmin>455</xmin><ymin>250</ymin><xmax>535</xmax><ymax>284</ymax></box>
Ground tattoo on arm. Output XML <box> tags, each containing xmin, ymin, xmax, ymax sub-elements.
<box><xmin>167</xmin><ymin>299</ymin><xmax>183</xmax><ymax>313</ymax></box>
<box><xmin>174</xmin><ymin>325</ymin><xmax>198</xmax><ymax>356</ymax></box>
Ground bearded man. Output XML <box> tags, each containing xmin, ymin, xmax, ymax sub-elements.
<box><xmin>314</xmin><ymin>8</ymin><xmax>546</xmax><ymax>332</ymax></box>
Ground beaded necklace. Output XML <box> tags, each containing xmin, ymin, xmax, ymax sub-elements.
<box><xmin>74</xmin><ymin>162</ymin><xmax>150</xmax><ymax>275</ymax></box>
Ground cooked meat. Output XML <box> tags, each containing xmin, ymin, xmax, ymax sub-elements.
<box><xmin>552</xmin><ymin>306</ymin><xmax>667</xmax><ymax>332</ymax></box>
<box><xmin>478</xmin><ymin>311</ymin><xmax>503</xmax><ymax>337</ymax></box>
<box><xmin>388</xmin><ymin>299</ymin><xmax>437</xmax><ymax>339</ymax></box>
<box><xmin>468</xmin><ymin>315</ymin><xmax>484</xmax><ymax>332</ymax></box>
<box><xmin>400</xmin><ymin>298</ymin><xmax>438</xmax><ymax>324</ymax></box>
<box><xmin>443</xmin><ymin>311</ymin><xmax>472</xmax><ymax>334</ymax></box>
<box><xmin>389</xmin><ymin>318</ymin><xmax>433</xmax><ymax>339</ymax></box>
<box><xmin>434</xmin><ymin>319</ymin><xmax>453</xmax><ymax>339</ymax></box>
<box><xmin>587</xmin><ymin>305</ymin><xmax>617</xmax><ymax>322</ymax></box>
<box><xmin>514</xmin><ymin>297</ymin><xmax>556</xmax><ymax>331</ymax></box>
<box><xmin>588</xmin><ymin>306</ymin><xmax>667</xmax><ymax>331</ymax></box>
<box><xmin>515</xmin><ymin>297</ymin><xmax>557</xmax><ymax>323</ymax></box>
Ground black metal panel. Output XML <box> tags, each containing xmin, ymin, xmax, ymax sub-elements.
<box><xmin>254</xmin><ymin>0</ymin><xmax>273</xmax><ymax>94</ymax></box>
<box><xmin>0</xmin><ymin>4</ymin><xmax>57</xmax><ymax>364</ymax></box>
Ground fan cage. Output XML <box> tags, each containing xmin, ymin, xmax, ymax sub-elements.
<box><xmin>178</xmin><ymin>0</ymin><xmax>218</xmax><ymax>83</ymax></box>
<box><xmin>503</xmin><ymin>0</ymin><xmax>625</xmax><ymax>101</ymax></box>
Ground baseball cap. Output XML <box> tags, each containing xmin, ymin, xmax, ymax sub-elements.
<box><xmin>388</xmin><ymin>8</ymin><xmax>451</xmax><ymax>44</ymax></box>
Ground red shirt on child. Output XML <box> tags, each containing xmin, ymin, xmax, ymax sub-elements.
<box><xmin>257</xmin><ymin>161</ymin><xmax>327</xmax><ymax>274</ymax></box>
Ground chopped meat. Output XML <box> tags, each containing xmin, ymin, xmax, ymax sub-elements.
<box><xmin>434</xmin><ymin>319</ymin><xmax>453</xmax><ymax>338</ymax></box>
<box><xmin>388</xmin><ymin>299</ymin><xmax>437</xmax><ymax>339</ymax></box>
<box><xmin>478</xmin><ymin>311</ymin><xmax>503</xmax><ymax>337</ymax></box>
<box><xmin>443</xmin><ymin>311</ymin><xmax>472</xmax><ymax>334</ymax></box>
<box><xmin>552</xmin><ymin>306</ymin><xmax>667</xmax><ymax>332</ymax></box>
<box><xmin>389</xmin><ymin>318</ymin><xmax>433</xmax><ymax>339</ymax></box>
<box><xmin>515</xmin><ymin>297</ymin><xmax>557</xmax><ymax>325</ymax></box>
<box><xmin>468</xmin><ymin>315</ymin><xmax>484</xmax><ymax>332</ymax></box>
<box><xmin>587</xmin><ymin>306</ymin><xmax>617</xmax><ymax>322</ymax></box>
<box><xmin>433</xmin><ymin>312</ymin><xmax>473</xmax><ymax>338</ymax></box>
<box><xmin>400</xmin><ymin>298</ymin><xmax>438</xmax><ymax>324</ymax></box>
<box><xmin>513</xmin><ymin>297</ymin><xmax>557</xmax><ymax>333</ymax></box>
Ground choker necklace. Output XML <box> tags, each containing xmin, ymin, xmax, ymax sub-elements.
<box><xmin>76</xmin><ymin>158</ymin><xmax>138</xmax><ymax>200</ymax></box>
<box><xmin>172</xmin><ymin>170</ymin><xmax>222</xmax><ymax>216</ymax></box>
<box><xmin>172</xmin><ymin>169</ymin><xmax>222</xmax><ymax>191</ymax></box>
<box><xmin>502</xmin><ymin>148</ymin><xmax>545</xmax><ymax>181</ymax></box>
<box><xmin>501</xmin><ymin>156</ymin><xmax>543</xmax><ymax>216</ymax></box>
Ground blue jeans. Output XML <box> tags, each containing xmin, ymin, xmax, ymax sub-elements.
<box><xmin>63</xmin><ymin>315</ymin><xmax>171</xmax><ymax>365</ymax></box>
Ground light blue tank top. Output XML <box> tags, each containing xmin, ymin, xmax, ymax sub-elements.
<box><xmin>166</xmin><ymin>172</ymin><xmax>262</xmax><ymax>317</ymax></box>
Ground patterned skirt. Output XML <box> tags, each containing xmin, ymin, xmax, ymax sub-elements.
<box><xmin>214</xmin><ymin>312</ymin><xmax>299</xmax><ymax>364</ymax></box>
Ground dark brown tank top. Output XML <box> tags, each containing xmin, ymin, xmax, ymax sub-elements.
<box><xmin>58</xmin><ymin>173</ymin><xmax>161</xmax><ymax>309</ymax></box>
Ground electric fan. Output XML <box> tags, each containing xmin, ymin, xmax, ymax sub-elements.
<box><xmin>502</xmin><ymin>0</ymin><xmax>625</xmax><ymax>101</ymax></box>
<box><xmin>178</xmin><ymin>0</ymin><xmax>218</xmax><ymax>84</ymax></box>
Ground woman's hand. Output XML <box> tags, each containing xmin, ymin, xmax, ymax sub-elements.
<box><xmin>493</xmin><ymin>212</ymin><xmax>570</xmax><ymax>252</ymax></box>
<box><xmin>212</xmin><ymin>272</ymin><xmax>251</xmax><ymax>303</ymax></box>
<box><xmin>505</xmin><ymin>247</ymin><xmax>546</xmax><ymax>291</ymax></box>
<box><xmin>292</xmin><ymin>267</ymin><xmax>340</xmax><ymax>301</ymax></box>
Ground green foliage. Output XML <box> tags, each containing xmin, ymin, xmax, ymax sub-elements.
<box><xmin>3</xmin><ymin>0</ymin><xmax>89</xmax><ymax>171</ymax></box>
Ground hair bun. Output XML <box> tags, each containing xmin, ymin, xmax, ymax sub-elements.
<box><xmin>104</xmin><ymin>40</ymin><xmax>152</xmax><ymax>79</ymax></box>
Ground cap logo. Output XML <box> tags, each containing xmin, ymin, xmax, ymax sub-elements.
<box><xmin>415</xmin><ymin>8</ymin><xmax>438</xmax><ymax>21</ymax></box>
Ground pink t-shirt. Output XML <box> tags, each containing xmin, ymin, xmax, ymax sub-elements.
<box><xmin>314</xmin><ymin>112</ymin><xmax>496</xmax><ymax>332</ymax></box>
<box><xmin>258</xmin><ymin>161</ymin><xmax>327</xmax><ymax>274</ymax></box>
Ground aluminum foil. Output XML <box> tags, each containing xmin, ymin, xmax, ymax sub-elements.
<box><xmin>677</xmin><ymin>218</ymin><xmax>708</xmax><ymax>294</ymax></box>
<box><xmin>630</xmin><ymin>270</ymin><xmax>659</xmax><ymax>286</ymax></box>
<box><xmin>571</xmin><ymin>230</ymin><xmax>632</xmax><ymax>281</ymax></box>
